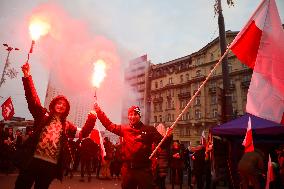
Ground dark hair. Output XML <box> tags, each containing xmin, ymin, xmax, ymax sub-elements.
<box><xmin>49</xmin><ymin>95</ymin><xmax>70</xmax><ymax>120</ymax></box>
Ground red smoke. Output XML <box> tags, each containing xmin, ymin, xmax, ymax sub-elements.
<box><xmin>29</xmin><ymin>3</ymin><xmax>124</xmax><ymax>122</ymax></box>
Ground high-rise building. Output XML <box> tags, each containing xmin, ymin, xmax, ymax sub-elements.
<box><xmin>121</xmin><ymin>54</ymin><xmax>151</xmax><ymax>124</ymax></box>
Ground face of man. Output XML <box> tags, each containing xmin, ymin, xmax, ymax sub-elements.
<box><xmin>128</xmin><ymin>111</ymin><xmax>141</xmax><ymax>126</ymax></box>
<box><xmin>8</xmin><ymin>128</ymin><xmax>13</xmax><ymax>135</ymax></box>
<box><xmin>54</xmin><ymin>99</ymin><xmax>67</xmax><ymax>115</ymax></box>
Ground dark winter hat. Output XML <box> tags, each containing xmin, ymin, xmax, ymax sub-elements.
<box><xmin>128</xmin><ymin>106</ymin><xmax>141</xmax><ymax>117</ymax></box>
<box><xmin>49</xmin><ymin>95</ymin><xmax>70</xmax><ymax>118</ymax></box>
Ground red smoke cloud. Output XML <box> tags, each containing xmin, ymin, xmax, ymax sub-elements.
<box><xmin>28</xmin><ymin>3</ymin><xmax>125</xmax><ymax>122</ymax></box>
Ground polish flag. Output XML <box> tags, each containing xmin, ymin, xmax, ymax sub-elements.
<box><xmin>265</xmin><ymin>154</ymin><xmax>275</xmax><ymax>189</ymax></box>
<box><xmin>90</xmin><ymin>127</ymin><xmax>106</xmax><ymax>158</ymax></box>
<box><xmin>200</xmin><ymin>130</ymin><xmax>206</xmax><ymax>146</ymax></box>
<box><xmin>1</xmin><ymin>97</ymin><xmax>15</xmax><ymax>121</ymax></box>
<box><xmin>230</xmin><ymin>0</ymin><xmax>284</xmax><ymax>124</ymax></box>
<box><xmin>242</xmin><ymin>116</ymin><xmax>254</xmax><ymax>153</ymax></box>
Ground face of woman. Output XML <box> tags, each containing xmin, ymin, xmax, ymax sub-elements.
<box><xmin>128</xmin><ymin>111</ymin><xmax>140</xmax><ymax>126</ymax></box>
<box><xmin>54</xmin><ymin>99</ymin><xmax>67</xmax><ymax>115</ymax></box>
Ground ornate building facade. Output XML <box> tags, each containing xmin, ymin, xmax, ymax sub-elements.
<box><xmin>149</xmin><ymin>31</ymin><xmax>252</xmax><ymax>146</ymax></box>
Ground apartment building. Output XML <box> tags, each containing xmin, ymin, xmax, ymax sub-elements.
<box><xmin>149</xmin><ymin>31</ymin><xmax>252</xmax><ymax>146</ymax></box>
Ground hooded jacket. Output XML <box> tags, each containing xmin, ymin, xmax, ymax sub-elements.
<box><xmin>20</xmin><ymin>76</ymin><xmax>76</xmax><ymax>181</ymax></box>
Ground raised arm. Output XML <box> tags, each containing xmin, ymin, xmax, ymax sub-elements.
<box><xmin>94</xmin><ymin>103</ymin><xmax>122</xmax><ymax>136</ymax></box>
<box><xmin>21</xmin><ymin>62</ymin><xmax>44</xmax><ymax>118</ymax></box>
<box><xmin>80</xmin><ymin>111</ymin><xmax>97</xmax><ymax>138</ymax></box>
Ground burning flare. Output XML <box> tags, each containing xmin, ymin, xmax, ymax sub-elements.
<box><xmin>29</xmin><ymin>18</ymin><xmax>50</xmax><ymax>41</ymax></box>
<box><xmin>92</xmin><ymin>59</ymin><xmax>107</xmax><ymax>88</ymax></box>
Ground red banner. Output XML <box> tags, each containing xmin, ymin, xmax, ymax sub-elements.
<box><xmin>1</xmin><ymin>97</ymin><xmax>15</xmax><ymax>121</ymax></box>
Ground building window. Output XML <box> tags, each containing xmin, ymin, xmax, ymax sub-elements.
<box><xmin>195</xmin><ymin>96</ymin><xmax>201</xmax><ymax>105</ymax></box>
<box><xmin>160</xmin><ymin>80</ymin><xmax>163</xmax><ymax>88</ymax></box>
<box><xmin>180</xmin><ymin>75</ymin><xmax>184</xmax><ymax>83</ymax></box>
<box><xmin>213</xmin><ymin>109</ymin><xmax>218</xmax><ymax>118</ymax></box>
<box><xmin>169</xmin><ymin>77</ymin><xmax>173</xmax><ymax>84</ymax></box>
<box><xmin>186</xmin><ymin>73</ymin><xmax>189</xmax><ymax>81</ymax></box>
<box><xmin>196</xmin><ymin>58</ymin><xmax>201</xmax><ymax>65</ymax></box>
<box><xmin>155</xmin><ymin>82</ymin><xmax>158</xmax><ymax>89</ymax></box>
<box><xmin>154</xmin><ymin>116</ymin><xmax>157</xmax><ymax>123</ymax></box>
<box><xmin>186</xmin><ymin>112</ymin><xmax>190</xmax><ymax>120</ymax></box>
<box><xmin>228</xmin><ymin>63</ymin><xmax>232</xmax><ymax>72</ymax></box>
<box><xmin>181</xmin><ymin>114</ymin><xmax>186</xmax><ymax>121</ymax></box>
<box><xmin>180</xmin><ymin>100</ymin><xmax>186</xmax><ymax>109</ymax></box>
<box><xmin>159</xmin><ymin>115</ymin><xmax>162</xmax><ymax>122</ymax></box>
<box><xmin>210</xmin><ymin>53</ymin><xmax>214</xmax><ymax>61</ymax></box>
<box><xmin>154</xmin><ymin>104</ymin><xmax>157</xmax><ymax>112</ymax></box>
<box><xmin>211</xmin><ymin>95</ymin><xmax>217</xmax><ymax>104</ymax></box>
<box><xmin>167</xmin><ymin>114</ymin><xmax>171</xmax><ymax>122</ymax></box>
<box><xmin>196</xmin><ymin>70</ymin><xmax>201</xmax><ymax>77</ymax></box>
<box><xmin>195</xmin><ymin>109</ymin><xmax>201</xmax><ymax>119</ymax></box>
<box><xmin>159</xmin><ymin>103</ymin><xmax>163</xmax><ymax>111</ymax></box>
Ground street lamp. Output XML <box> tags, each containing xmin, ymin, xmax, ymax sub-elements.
<box><xmin>215</xmin><ymin>0</ymin><xmax>233</xmax><ymax>123</ymax></box>
<box><xmin>0</xmin><ymin>43</ymin><xmax>19</xmax><ymax>88</ymax></box>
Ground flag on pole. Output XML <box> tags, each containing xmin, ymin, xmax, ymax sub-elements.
<box><xmin>242</xmin><ymin>116</ymin><xmax>254</xmax><ymax>153</ymax></box>
<box><xmin>229</xmin><ymin>0</ymin><xmax>284</xmax><ymax>124</ymax></box>
<box><xmin>200</xmin><ymin>130</ymin><xmax>206</xmax><ymax>146</ymax></box>
<box><xmin>90</xmin><ymin>127</ymin><xmax>106</xmax><ymax>158</ymax></box>
<box><xmin>1</xmin><ymin>97</ymin><xmax>15</xmax><ymax>121</ymax></box>
<box><xmin>265</xmin><ymin>154</ymin><xmax>275</xmax><ymax>189</ymax></box>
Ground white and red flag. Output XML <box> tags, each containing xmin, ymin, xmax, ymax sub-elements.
<box><xmin>229</xmin><ymin>0</ymin><xmax>284</xmax><ymax>124</ymax></box>
<box><xmin>1</xmin><ymin>97</ymin><xmax>15</xmax><ymax>121</ymax></box>
<box><xmin>265</xmin><ymin>154</ymin><xmax>275</xmax><ymax>189</ymax></box>
<box><xmin>90</xmin><ymin>127</ymin><xmax>106</xmax><ymax>158</ymax></box>
<box><xmin>200</xmin><ymin>130</ymin><xmax>206</xmax><ymax>146</ymax></box>
<box><xmin>242</xmin><ymin>116</ymin><xmax>254</xmax><ymax>153</ymax></box>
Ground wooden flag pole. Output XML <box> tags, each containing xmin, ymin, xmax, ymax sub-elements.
<box><xmin>149</xmin><ymin>48</ymin><xmax>231</xmax><ymax>159</ymax></box>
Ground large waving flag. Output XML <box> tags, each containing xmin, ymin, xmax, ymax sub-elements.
<box><xmin>242</xmin><ymin>116</ymin><xmax>254</xmax><ymax>153</ymax></box>
<box><xmin>230</xmin><ymin>0</ymin><xmax>284</xmax><ymax>124</ymax></box>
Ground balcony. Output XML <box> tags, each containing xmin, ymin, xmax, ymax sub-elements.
<box><xmin>178</xmin><ymin>92</ymin><xmax>191</xmax><ymax>99</ymax></box>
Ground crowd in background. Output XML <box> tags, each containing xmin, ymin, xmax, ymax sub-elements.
<box><xmin>1</xmin><ymin>124</ymin><xmax>284</xmax><ymax>189</ymax></box>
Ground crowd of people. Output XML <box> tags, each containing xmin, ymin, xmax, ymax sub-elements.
<box><xmin>1</xmin><ymin>122</ymin><xmax>284</xmax><ymax>189</ymax></box>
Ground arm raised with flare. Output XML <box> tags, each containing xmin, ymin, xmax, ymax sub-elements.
<box><xmin>21</xmin><ymin>62</ymin><xmax>46</xmax><ymax>119</ymax></box>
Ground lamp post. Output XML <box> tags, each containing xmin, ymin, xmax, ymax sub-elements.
<box><xmin>0</xmin><ymin>44</ymin><xmax>19</xmax><ymax>88</ymax></box>
<box><xmin>215</xmin><ymin>0</ymin><xmax>233</xmax><ymax>123</ymax></box>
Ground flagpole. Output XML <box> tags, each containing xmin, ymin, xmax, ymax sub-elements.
<box><xmin>149</xmin><ymin>47</ymin><xmax>231</xmax><ymax>159</ymax></box>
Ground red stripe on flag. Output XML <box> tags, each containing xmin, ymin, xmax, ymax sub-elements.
<box><xmin>230</xmin><ymin>21</ymin><xmax>262</xmax><ymax>69</ymax></box>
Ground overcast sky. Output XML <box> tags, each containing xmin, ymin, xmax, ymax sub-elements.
<box><xmin>0</xmin><ymin>0</ymin><xmax>283</xmax><ymax>122</ymax></box>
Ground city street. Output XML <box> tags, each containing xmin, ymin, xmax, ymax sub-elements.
<box><xmin>0</xmin><ymin>171</ymin><xmax>230</xmax><ymax>189</ymax></box>
<box><xmin>0</xmin><ymin>173</ymin><xmax>121</xmax><ymax>189</ymax></box>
